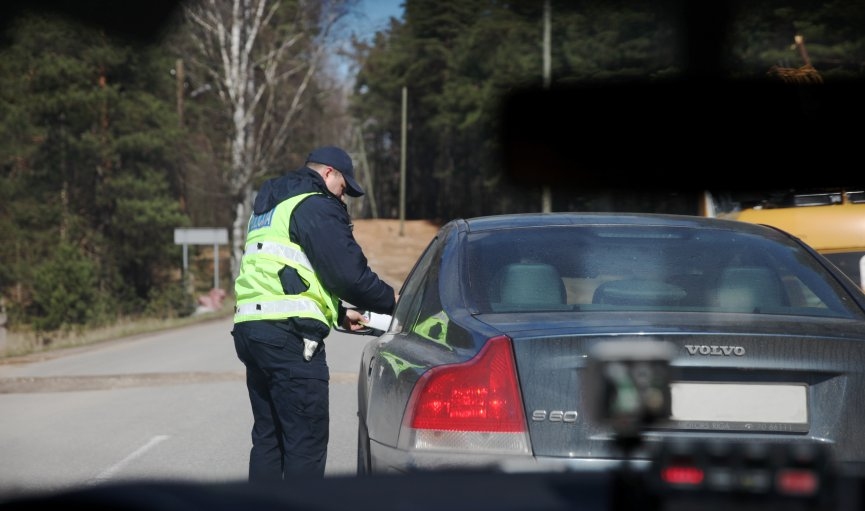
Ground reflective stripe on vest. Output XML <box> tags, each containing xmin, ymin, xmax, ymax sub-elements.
<box><xmin>235</xmin><ymin>298</ymin><xmax>321</xmax><ymax>317</ymax></box>
<box><xmin>243</xmin><ymin>241</ymin><xmax>312</xmax><ymax>272</ymax></box>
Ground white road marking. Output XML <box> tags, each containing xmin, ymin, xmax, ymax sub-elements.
<box><xmin>89</xmin><ymin>435</ymin><xmax>169</xmax><ymax>484</ymax></box>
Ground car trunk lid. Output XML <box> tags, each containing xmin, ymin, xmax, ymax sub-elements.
<box><xmin>489</xmin><ymin>313</ymin><xmax>865</xmax><ymax>469</ymax></box>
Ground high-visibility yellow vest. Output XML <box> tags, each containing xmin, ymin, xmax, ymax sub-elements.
<box><xmin>234</xmin><ymin>192</ymin><xmax>338</xmax><ymax>326</ymax></box>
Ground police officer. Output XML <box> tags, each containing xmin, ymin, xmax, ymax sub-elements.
<box><xmin>232</xmin><ymin>145</ymin><xmax>397</xmax><ymax>481</ymax></box>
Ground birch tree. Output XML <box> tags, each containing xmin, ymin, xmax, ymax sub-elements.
<box><xmin>183</xmin><ymin>0</ymin><xmax>351</xmax><ymax>280</ymax></box>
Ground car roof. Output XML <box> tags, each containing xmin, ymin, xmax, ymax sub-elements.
<box><xmin>460</xmin><ymin>211</ymin><xmax>774</xmax><ymax>235</ymax></box>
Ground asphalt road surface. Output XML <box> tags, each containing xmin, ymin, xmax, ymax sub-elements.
<box><xmin>0</xmin><ymin>315</ymin><xmax>371</xmax><ymax>502</ymax></box>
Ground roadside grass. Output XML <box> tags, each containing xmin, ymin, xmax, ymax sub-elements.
<box><xmin>1</xmin><ymin>300</ymin><xmax>235</xmax><ymax>360</ymax></box>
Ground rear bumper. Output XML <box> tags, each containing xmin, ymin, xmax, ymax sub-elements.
<box><xmin>369</xmin><ymin>439</ymin><xmax>647</xmax><ymax>474</ymax></box>
<box><xmin>369</xmin><ymin>438</ymin><xmax>865</xmax><ymax>481</ymax></box>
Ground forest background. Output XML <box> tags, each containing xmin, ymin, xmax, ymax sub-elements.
<box><xmin>1</xmin><ymin>0</ymin><xmax>863</xmax><ymax>350</ymax></box>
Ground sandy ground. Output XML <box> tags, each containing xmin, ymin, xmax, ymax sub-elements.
<box><xmin>351</xmin><ymin>219</ymin><xmax>441</xmax><ymax>290</ymax></box>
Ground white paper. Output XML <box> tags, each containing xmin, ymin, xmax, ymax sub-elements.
<box><xmin>361</xmin><ymin>312</ymin><xmax>392</xmax><ymax>331</ymax></box>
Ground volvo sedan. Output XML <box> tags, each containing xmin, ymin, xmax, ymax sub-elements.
<box><xmin>356</xmin><ymin>212</ymin><xmax>865</xmax><ymax>477</ymax></box>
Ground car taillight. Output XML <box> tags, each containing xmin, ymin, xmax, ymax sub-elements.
<box><xmin>776</xmin><ymin>468</ymin><xmax>819</xmax><ymax>496</ymax></box>
<box><xmin>661</xmin><ymin>465</ymin><xmax>705</xmax><ymax>486</ymax></box>
<box><xmin>399</xmin><ymin>336</ymin><xmax>531</xmax><ymax>454</ymax></box>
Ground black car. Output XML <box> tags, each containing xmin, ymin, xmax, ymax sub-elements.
<box><xmin>356</xmin><ymin>212</ymin><xmax>865</xmax><ymax>477</ymax></box>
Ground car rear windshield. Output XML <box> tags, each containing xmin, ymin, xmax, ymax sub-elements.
<box><xmin>466</xmin><ymin>224</ymin><xmax>864</xmax><ymax>319</ymax></box>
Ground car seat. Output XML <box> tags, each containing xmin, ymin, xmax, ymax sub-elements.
<box><xmin>498</xmin><ymin>263</ymin><xmax>567</xmax><ymax>308</ymax></box>
<box><xmin>717</xmin><ymin>266</ymin><xmax>784</xmax><ymax>312</ymax></box>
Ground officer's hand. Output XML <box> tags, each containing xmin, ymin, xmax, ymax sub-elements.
<box><xmin>342</xmin><ymin>308</ymin><xmax>367</xmax><ymax>331</ymax></box>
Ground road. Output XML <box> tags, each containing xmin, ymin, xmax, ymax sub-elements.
<box><xmin>0</xmin><ymin>316</ymin><xmax>371</xmax><ymax>502</ymax></box>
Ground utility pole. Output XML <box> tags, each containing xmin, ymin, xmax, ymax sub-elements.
<box><xmin>399</xmin><ymin>86</ymin><xmax>407</xmax><ymax>236</ymax></box>
<box><xmin>541</xmin><ymin>0</ymin><xmax>552</xmax><ymax>213</ymax></box>
<box><xmin>176</xmin><ymin>59</ymin><xmax>184</xmax><ymax>127</ymax></box>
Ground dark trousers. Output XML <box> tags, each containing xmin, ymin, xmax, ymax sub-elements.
<box><xmin>232</xmin><ymin>321</ymin><xmax>329</xmax><ymax>480</ymax></box>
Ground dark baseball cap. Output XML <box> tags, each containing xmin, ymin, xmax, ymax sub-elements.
<box><xmin>306</xmin><ymin>146</ymin><xmax>364</xmax><ymax>197</ymax></box>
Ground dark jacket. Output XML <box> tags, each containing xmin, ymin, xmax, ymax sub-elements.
<box><xmin>247</xmin><ymin>166</ymin><xmax>396</xmax><ymax>342</ymax></box>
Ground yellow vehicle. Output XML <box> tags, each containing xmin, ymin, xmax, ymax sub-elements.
<box><xmin>717</xmin><ymin>189</ymin><xmax>865</xmax><ymax>289</ymax></box>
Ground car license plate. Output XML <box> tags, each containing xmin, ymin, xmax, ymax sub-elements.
<box><xmin>665</xmin><ymin>382</ymin><xmax>809</xmax><ymax>432</ymax></box>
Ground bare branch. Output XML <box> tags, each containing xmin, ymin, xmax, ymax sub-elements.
<box><xmin>179</xmin><ymin>0</ymin><xmax>353</xmax><ymax>280</ymax></box>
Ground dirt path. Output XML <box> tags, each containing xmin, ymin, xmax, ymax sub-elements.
<box><xmin>351</xmin><ymin>219</ymin><xmax>440</xmax><ymax>289</ymax></box>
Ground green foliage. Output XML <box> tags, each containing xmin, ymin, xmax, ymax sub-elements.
<box><xmin>104</xmin><ymin>170</ymin><xmax>189</xmax><ymax>302</ymax></box>
<box><xmin>351</xmin><ymin>0</ymin><xmax>865</xmax><ymax>220</ymax></box>
<box><xmin>29</xmin><ymin>242</ymin><xmax>102</xmax><ymax>331</ymax></box>
<box><xmin>728</xmin><ymin>0</ymin><xmax>865</xmax><ymax>77</ymax></box>
<box><xmin>352</xmin><ymin>0</ymin><xmax>685</xmax><ymax>219</ymax></box>
<box><xmin>3</xmin><ymin>0</ymin><xmax>865</xmax><ymax>338</ymax></box>
<box><xmin>0</xmin><ymin>11</ymin><xmax>193</xmax><ymax>331</ymax></box>
<box><xmin>145</xmin><ymin>282</ymin><xmax>196</xmax><ymax>319</ymax></box>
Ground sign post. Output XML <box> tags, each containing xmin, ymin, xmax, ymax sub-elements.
<box><xmin>174</xmin><ymin>228</ymin><xmax>229</xmax><ymax>290</ymax></box>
